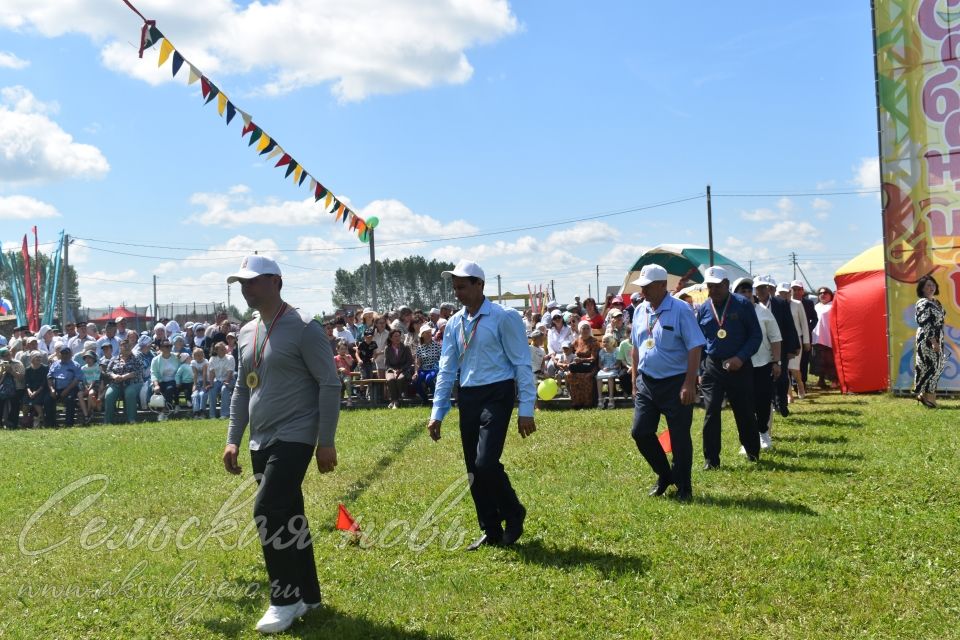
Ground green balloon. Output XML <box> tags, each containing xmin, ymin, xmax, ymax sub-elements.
<box><xmin>366</xmin><ymin>216</ymin><xmax>379</xmax><ymax>229</ymax></box>
<box><xmin>359</xmin><ymin>230</ymin><xmax>370</xmax><ymax>243</ymax></box>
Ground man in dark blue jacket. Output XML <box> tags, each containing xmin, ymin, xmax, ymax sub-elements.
<box><xmin>697</xmin><ymin>266</ymin><xmax>763</xmax><ymax>468</ymax></box>
<box><xmin>754</xmin><ymin>276</ymin><xmax>800</xmax><ymax>417</ymax></box>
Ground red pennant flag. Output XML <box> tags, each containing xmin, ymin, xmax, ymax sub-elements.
<box><xmin>32</xmin><ymin>226</ymin><xmax>41</xmax><ymax>329</ymax></box>
<box><xmin>658</xmin><ymin>429</ymin><xmax>672</xmax><ymax>454</ymax></box>
<box><xmin>200</xmin><ymin>76</ymin><xmax>211</xmax><ymax>99</ymax></box>
<box><xmin>275</xmin><ymin>153</ymin><xmax>292</xmax><ymax>168</ymax></box>
<box><xmin>336</xmin><ymin>503</ymin><xmax>359</xmax><ymax>532</ymax></box>
<box><xmin>241</xmin><ymin>121</ymin><xmax>256</xmax><ymax>137</ymax></box>
<box><xmin>22</xmin><ymin>235</ymin><xmax>37</xmax><ymax>332</ymax></box>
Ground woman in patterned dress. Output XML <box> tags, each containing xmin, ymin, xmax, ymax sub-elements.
<box><xmin>914</xmin><ymin>275</ymin><xmax>946</xmax><ymax>408</ymax></box>
<box><xmin>567</xmin><ymin>321</ymin><xmax>600</xmax><ymax>408</ymax></box>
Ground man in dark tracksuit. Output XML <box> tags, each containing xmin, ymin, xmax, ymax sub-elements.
<box><xmin>754</xmin><ymin>276</ymin><xmax>800</xmax><ymax>418</ymax></box>
<box><xmin>697</xmin><ymin>266</ymin><xmax>763</xmax><ymax>468</ymax></box>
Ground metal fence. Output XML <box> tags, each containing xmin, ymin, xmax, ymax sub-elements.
<box><xmin>77</xmin><ymin>302</ymin><xmax>227</xmax><ymax>332</ymax></box>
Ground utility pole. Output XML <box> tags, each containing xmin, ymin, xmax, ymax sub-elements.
<box><xmin>596</xmin><ymin>265</ymin><xmax>600</xmax><ymax>300</ymax></box>
<box><xmin>497</xmin><ymin>274</ymin><xmax>502</xmax><ymax>302</ymax></box>
<box><xmin>153</xmin><ymin>275</ymin><xmax>158</xmax><ymax>319</ymax></box>
<box><xmin>748</xmin><ymin>260</ymin><xmax>752</xmax><ymax>275</ymax></box>
<box><xmin>369</xmin><ymin>229</ymin><xmax>378</xmax><ymax>311</ymax></box>
<box><xmin>60</xmin><ymin>233</ymin><xmax>69</xmax><ymax>323</ymax></box>
<box><xmin>791</xmin><ymin>252</ymin><xmax>797</xmax><ymax>279</ymax></box>
<box><xmin>588</xmin><ymin>284</ymin><xmax>591</xmax><ymax>298</ymax></box>
<box><xmin>227</xmin><ymin>283</ymin><xmax>231</xmax><ymax>310</ymax></box>
<box><xmin>550</xmin><ymin>280</ymin><xmax>556</xmax><ymax>301</ymax></box>
<box><xmin>706</xmin><ymin>184</ymin><xmax>715</xmax><ymax>266</ymax></box>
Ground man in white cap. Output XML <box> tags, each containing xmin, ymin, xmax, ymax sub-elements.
<box><xmin>221</xmin><ymin>255</ymin><xmax>342</xmax><ymax>634</ymax></box>
<box><xmin>630</xmin><ymin>264</ymin><xmax>704</xmax><ymax>501</ymax></box>
<box><xmin>790</xmin><ymin>280</ymin><xmax>818</xmax><ymax>387</ymax></box>
<box><xmin>754</xmin><ymin>276</ymin><xmax>799</xmax><ymax>418</ymax></box>
<box><xmin>427</xmin><ymin>259</ymin><xmax>537</xmax><ymax>550</ymax></box>
<box><xmin>696</xmin><ymin>266</ymin><xmax>763</xmax><ymax>468</ymax></box>
<box><xmin>778</xmin><ymin>282</ymin><xmax>810</xmax><ymax>401</ymax></box>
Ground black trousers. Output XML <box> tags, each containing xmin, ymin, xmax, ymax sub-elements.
<box><xmin>631</xmin><ymin>372</ymin><xmax>693</xmax><ymax>491</ymax></box>
<box><xmin>251</xmin><ymin>440</ymin><xmax>321</xmax><ymax>606</ymax></box>
<box><xmin>752</xmin><ymin>363</ymin><xmax>774</xmax><ymax>435</ymax></box>
<box><xmin>1</xmin><ymin>390</ymin><xmax>21</xmax><ymax>428</ymax></box>
<box><xmin>799</xmin><ymin>348</ymin><xmax>810</xmax><ymax>384</ymax></box>
<box><xmin>458</xmin><ymin>379</ymin><xmax>524</xmax><ymax>536</ymax></box>
<box><xmin>43</xmin><ymin>388</ymin><xmax>78</xmax><ymax>426</ymax></box>
<box><xmin>701</xmin><ymin>356</ymin><xmax>759</xmax><ymax>463</ymax></box>
<box><xmin>774</xmin><ymin>353</ymin><xmax>790</xmax><ymax>414</ymax></box>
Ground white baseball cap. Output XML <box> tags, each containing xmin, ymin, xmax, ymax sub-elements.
<box><xmin>776</xmin><ymin>282</ymin><xmax>791</xmax><ymax>293</ymax></box>
<box><xmin>754</xmin><ymin>274</ymin><xmax>777</xmax><ymax>289</ymax></box>
<box><xmin>703</xmin><ymin>266</ymin><xmax>729</xmax><ymax>284</ymax></box>
<box><xmin>226</xmin><ymin>255</ymin><xmax>282</xmax><ymax>284</ymax></box>
<box><xmin>441</xmin><ymin>259</ymin><xmax>485</xmax><ymax>281</ymax></box>
<box><xmin>429</xmin><ymin>308</ymin><xmax>440</xmax><ymax>316</ymax></box>
<box><xmin>731</xmin><ymin>276</ymin><xmax>754</xmax><ymax>292</ymax></box>
<box><xmin>790</xmin><ymin>280</ymin><xmax>804</xmax><ymax>289</ymax></box>
<box><xmin>632</xmin><ymin>264</ymin><xmax>668</xmax><ymax>286</ymax></box>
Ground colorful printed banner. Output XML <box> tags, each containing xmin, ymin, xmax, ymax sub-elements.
<box><xmin>874</xmin><ymin>0</ymin><xmax>960</xmax><ymax>391</ymax></box>
<box><xmin>132</xmin><ymin>19</ymin><xmax>373</xmax><ymax>243</ymax></box>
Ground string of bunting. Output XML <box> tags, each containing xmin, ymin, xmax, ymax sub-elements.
<box><xmin>127</xmin><ymin>4</ymin><xmax>380</xmax><ymax>242</ymax></box>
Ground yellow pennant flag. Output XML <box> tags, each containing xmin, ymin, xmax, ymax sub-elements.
<box><xmin>266</xmin><ymin>146</ymin><xmax>284</xmax><ymax>160</ymax></box>
<box><xmin>292</xmin><ymin>165</ymin><xmax>303</xmax><ymax>184</ymax></box>
<box><xmin>257</xmin><ymin>134</ymin><xmax>271</xmax><ymax>152</ymax></box>
<box><xmin>187</xmin><ymin>65</ymin><xmax>201</xmax><ymax>85</ymax></box>
<box><xmin>158</xmin><ymin>39</ymin><xmax>174</xmax><ymax>67</ymax></box>
<box><xmin>217</xmin><ymin>92</ymin><xmax>228</xmax><ymax>117</ymax></box>
<box><xmin>324</xmin><ymin>193</ymin><xmax>333</xmax><ymax>209</ymax></box>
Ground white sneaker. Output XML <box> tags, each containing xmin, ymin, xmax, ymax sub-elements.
<box><xmin>255</xmin><ymin>600</ymin><xmax>307</xmax><ymax>634</ymax></box>
<box><xmin>760</xmin><ymin>432</ymin><xmax>772</xmax><ymax>450</ymax></box>
<box><xmin>738</xmin><ymin>445</ymin><xmax>747</xmax><ymax>456</ymax></box>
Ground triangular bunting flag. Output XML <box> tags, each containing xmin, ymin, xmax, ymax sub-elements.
<box><xmin>204</xmin><ymin>83</ymin><xmax>220</xmax><ymax>105</ymax></box>
<box><xmin>265</xmin><ymin>146</ymin><xmax>284</xmax><ymax>160</ymax></box>
<box><xmin>324</xmin><ymin>193</ymin><xmax>333</xmax><ymax>209</ymax></box>
<box><xmin>658</xmin><ymin>429</ymin><xmax>672</xmax><ymax>454</ymax></box>
<box><xmin>187</xmin><ymin>65</ymin><xmax>201</xmax><ymax>85</ymax></box>
<box><xmin>248</xmin><ymin>127</ymin><xmax>262</xmax><ymax>146</ymax></box>
<box><xmin>240</xmin><ymin>111</ymin><xmax>252</xmax><ymax>126</ymax></box>
<box><xmin>217</xmin><ymin>92</ymin><xmax>227</xmax><ymax>116</ymax></box>
<box><xmin>171</xmin><ymin>51</ymin><xmax>184</xmax><ymax>77</ymax></box>
<box><xmin>309</xmin><ymin>177</ymin><xmax>317</xmax><ymax>192</ymax></box>
<box><xmin>257</xmin><ymin>134</ymin><xmax>272</xmax><ymax>152</ymax></box>
<box><xmin>143</xmin><ymin>25</ymin><xmax>163</xmax><ymax>51</ymax></box>
<box><xmin>349</xmin><ymin>215</ymin><xmax>359</xmax><ymax>231</ymax></box>
<box><xmin>298</xmin><ymin>170</ymin><xmax>308</xmax><ymax>186</ymax></box>
<box><xmin>292</xmin><ymin>165</ymin><xmax>303</xmax><ymax>184</ymax></box>
<box><xmin>356</xmin><ymin>220</ymin><xmax>367</xmax><ymax>234</ymax></box>
<box><xmin>259</xmin><ymin>139</ymin><xmax>277</xmax><ymax>155</ymax></box>
<box><xmin>336</xmin><ymin>503</ymin><xmax>359</xmax><ymax>532</ymax></box>
<box><xmin>284</xmin><ymin>161</ymin><xmax>298</xmax><ymax>178</ymax></box>
<box><xmin>200</xmin><ymin>76</ymin><xmax>211</xmax><ymax>99</ymax></box>
<box><xmin>225</xmin><ymin>101</ymin><xmax>236</xmax><ymax>125</ymax></box>
<box><xmin>314</xmin><ymin>184</ymin><xmax>328</xmax><ymax>201</ymax></box>
<box><xmin>275</xmin><ymin>153</ymin><xmax>292</xmax><ymax>167</ymax></box>
<box><xmin>158</xmin><ymin>39</ymin><xmax>174</xmax><ymax>67</ymax></box>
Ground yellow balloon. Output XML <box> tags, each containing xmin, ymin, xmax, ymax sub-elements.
<box><xmin>537</xmin><ymin>378</ymin><xmax>558</xmax><ymax>400</ymax></box>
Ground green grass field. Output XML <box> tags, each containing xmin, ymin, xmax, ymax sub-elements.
<box><xmin>1</xmin><ymin>392</ymin><xmax>958</xmax><ymax>639</ymax></box>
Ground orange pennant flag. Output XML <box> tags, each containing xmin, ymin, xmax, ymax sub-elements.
<box><xmin>658</xmin><ymin>429</ymin><xmax>672</xmax><ymax>454</ymax></box>
<box><xmin>336</xmin><ymin>503</ymin><xmax>360</xmax><ymax>532</ymax></box>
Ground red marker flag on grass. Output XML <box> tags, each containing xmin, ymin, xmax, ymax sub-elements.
<box><xmin>658</xmin><ymin>429</ymin><xmax>672</xmax><ymax>454</ymax></box>
<box><xmin>336</xmin><ymin>503</ymin><xmax>360</xmax><ymax>532</ymax></box>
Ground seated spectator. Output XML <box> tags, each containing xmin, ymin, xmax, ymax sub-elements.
<box><xmin>78</xmin><ymin>350</ymin><xmax>102</xmax><ymax>424</ymax></box>
<box><xmin>190</xmin><ymin>348</ymin><xmax>209</xmax><ymax>418</ymax></box>
<box><xmin>150</xmin><ymin>339</ymin><xmax>180</xmax><ymax>419</ymax></box>
<box><xmin>605</xmin><ymin>308</ymin><xmax>626</xmax><ymax>342</ymax></box>
<box><xmin>413</xmin><ymin>325</ymin><xmax>441</xmax><ymax>404</ymax></box>
<box><xmin>583</xmin><ymin>297</ymin><xmax>605</xmax><ymax>330</ymax></box>
<box><xmin>334</xmin><ymin>340</ymin><xmax>356</xmax><ymax>407</ymax></box>
<box><xmin>207</xmin><ymin>341</ymin><xmax>235</xmax><ymax>419</ymax></box>
<box><xmin>356</xmin><ymin>329</ymin><xmax>380</xmax><ymax>403</ymax></box>
<box><xmin>616</xmin><ymin>336</ymin><xmax>633</xmax><ymax>399</ymax></box>
<box><xmin>547</xmin><ymin>311</ymin><xmax>574</xmax><ymax>356</ymax></box>
<box><xmin>45</xmin><ymin>346</ymin><xmax>83</xmax><ymax>427</ymax></box>
<box><xmin>175</xmin><ymin>352</ymin><xmax>193</xmax><ymax>411</ymax></box>
<box><xmin>384</xmin><ymin>329</ymin><xmax>414</xmax><ymax>409</ymax></box>
<box><xmin>24</xmin><ymin>352</ymin><xmax>49</xmax><ymax>427</ymax></box>
<box><xmin>595</xmin><ymin>334</ymin><xmax>622</xmax><ymax>409</ymax></box>
<box><xmin>103</xmin><ymin>341</ymin><xmax>145</xmax><ymax>425</ymax></box>
<box><xmin>0</xmin><ymin>348</ymin><xmax>24</xmax><ymax>429</ymax></box>
<box><xmin>528</xmin><ymin>329</ymin><xmax>547</xmax><ymax>377</ymax></box>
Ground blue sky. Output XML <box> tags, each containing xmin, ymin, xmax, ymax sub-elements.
<box><xmin>0</xmin><ymin>1</ymin><xmax>882</xmax><ymax>314</ymax></box>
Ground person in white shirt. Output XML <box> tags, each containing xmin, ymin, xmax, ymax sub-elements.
<box><xmin>332</xmin><ymin>317</ymin><xmax>356</xmax><ymax>346</ymax></box>
<box><xmin>207</xmin><ymin>341</ymin><xmax>235</xmax><ymax>419</ymax></box>
<box><xmin>545</xmin><ymin>311</ymin><xmax>574</xmax><ymax>356</ymax></box>
<box><xmin>734</xmin><ymin>278</ymin><xmax>782</xmax><ymax>450</ymax></box>
<box><xmin>528</xmin><ymin>329</ymin><xmax>547</xmax><ymax>376</ymax></box>
<box><xmin>778</xmin><ymin>282</ymin><xmax>810</xmax><ymax>400</ymax></box>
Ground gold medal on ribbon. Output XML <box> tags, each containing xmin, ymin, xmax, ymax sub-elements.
<box><xmin>645</xmin><ymin>339</ymin><xmax>654</xmax><ymax>348</ymax></box>
<box><xmin>246</xmin><ymin>371</ymin><xmax>260</xmax><ymax>389</ymax></box>
<box><xmin>716</xmin><ymin>328</ymin><xmax>728</xmax><ymax>339</ymax></box>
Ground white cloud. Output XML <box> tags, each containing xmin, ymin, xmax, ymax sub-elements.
<box><xmin>2</xmin><ymin>0</ymin><xmax>519</xmax><ymax>101</ymax></box>
<box><xmin>0</xmin><ymin>86</ymin><xmax>109</xmax><ymax>185</ymax></box>
<box><xmin>154</xmin><ymin>235</ymin><xmax>285</xmax><ymax>274</ymax></box>
<box><xmin>740</xmin><ymin>196</ymin><xmax>795</xmax><ymax>222</ymax></box>
<box><xmin>0</xmin><ymin>194</ymin><xmax>60</xmax><ymax>219</ymax></box>
<box><xmin>0</xmin><ymin>51</ymin><xmax>28</xmax><ymax>69</ymax></box>
<box><xmin>430</xmin><ymin>221</ymin><xmax>615</xmax><ymax>264</ymax></box>
<box><xmin>756</xmin><ymin>220</ymin><xmax>824</xmax><ymax>251</ymax></box>
<box><xmin>812</xmin><ymin>197</ymin><xmax>832</xmax><ymax>220</ymax></box>
<box><xmin>852</xmin><ymin>156</ymin><xmax>880</xmax><ymax>191</ymax></box>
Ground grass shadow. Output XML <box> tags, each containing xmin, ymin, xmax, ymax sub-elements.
<box><xmin>776</xmin><ymin>434</ymin><xmax>849</xmax><ymax>444</ymax></box>
<box><xmin>757</xmin><ymin>458</ymin><xmax>858</xmax><ymax>476</ymax></box>
<box><xmin>794</xmin><ymin>408</ymin><xmax>863</xmax><ymax>416</ymax></box>
<box><xmin>787</xmin><ymin>417</ymin><xmax>863</xmax><ymax>428</ymax></box>
<box><xmin>791</xmin><ymin>449</ymin><xmax>865</xmax><ymax>462</ymax></box>
<box><xmin>508</xmin><ymin>539</ymin><xmax>650</xmax><ymax>578</ymax></box>
<box><xmin>696</xmin><ymin>494</ymin><xmax>818</xmax><ymax>516</ymax></box>
<box><xmin>336</xmin><ymin>421</ymin><xmax>424</xmax><ymax>506</ymax></box>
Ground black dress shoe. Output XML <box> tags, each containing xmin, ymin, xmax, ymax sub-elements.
<box><xmin>502</xmin><ymin>506</ymin><xmax>526</xmax><ymax>546</ymax></box>
<box><xmin>648</xmin><ymin>477</ymin><xmax>671</xmax><ymax>497</ymax></box>
<box><xmin>466</xmin><ymin>533</ymin><xmax>502</xmax><ymax>551</ymax></box>
<box><xmin>703</xmin><ymin>460</ymin><xmax>720</xmax><ymax>471</ymax></box>
<box><xmin>747</xmin><ymin>453</ymin><xmax>760</xmax><ymax>463</ymax></box>
<box><xmin>674</xmin><ymin>487</ymin><xmax>692</xmax><ymax>502</ymax></box>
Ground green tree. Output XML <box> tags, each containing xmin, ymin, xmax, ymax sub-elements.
<box><xmin>332</xmin><ymin>256</ymin><xmax>455</xmax><ymax>311</ymax></box>
<box><xmin>0</xmin><ymin>249</ymin><xmax>81</xmax><ymax>322</ymax></box>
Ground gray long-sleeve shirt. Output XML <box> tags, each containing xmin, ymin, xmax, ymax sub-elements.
<box><xmin>228</xmin><ymin>308</ymin><xmax>340</xmax><ymax>449</ymax></box>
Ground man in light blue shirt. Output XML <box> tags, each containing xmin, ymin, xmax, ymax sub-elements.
<box><xmin>630</xmin><ymin>264</ymin><xmax>705</xmax><ymax>501</ymax></box>
<box><xmin>427</xmin><ymin>259</ymin><xmax>537</xmax><ymax>550</ymax></box>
